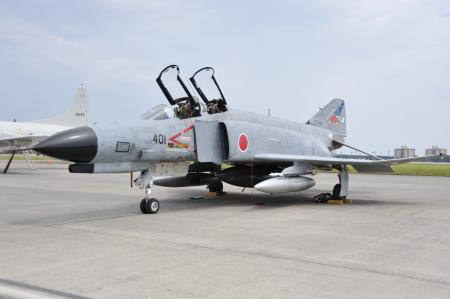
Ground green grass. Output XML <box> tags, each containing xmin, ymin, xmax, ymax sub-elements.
<box><xmin>342</xmin><ymin>163</ymin><xmax>450</xmax><ymax>176</ymax></box>
<box><xmin>390</xmin><ymin>163</ymin><xmax>450</xmax><ymax>176</ymax></box>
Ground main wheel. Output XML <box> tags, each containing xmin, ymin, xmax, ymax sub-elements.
<box><xmin>145</xmin><ymin>198</ymin><xmax>160</xmax><ymax>214</ymax></box>
<box><xmin>332</xmin><ymin>183</ymin><xmax>342</xmax><ymax>199</ymax></box>
<box><xmin>207</xmin><ymin>180</ymin><xmax>223</xmax><ymax>193</ymax></box>
<box><xmin>140</xmin><ymin>198</ymin><xmax>149</xmax><ymax>214</ymax></box>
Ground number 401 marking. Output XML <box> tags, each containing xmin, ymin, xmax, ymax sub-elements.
<box><xmin>153</xmin><ymin>134</ymin><xmax>166</xmax><ymax>144</ymax></box>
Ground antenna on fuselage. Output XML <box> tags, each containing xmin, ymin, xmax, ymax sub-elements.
<box><xmin>156</xmin><ymin>65</ymin><xmax>201</xmax><ymax>119</ymax></box>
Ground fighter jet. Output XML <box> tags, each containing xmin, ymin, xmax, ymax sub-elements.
<box><xmin>33</xmin><ymin>65</ymin><xmax>439</xmax><ymax>214</ymax></box>
<box><xmin>0</xmin><ymin>85</ymin><xmax>87</xmax><ymax>173</ymax></box>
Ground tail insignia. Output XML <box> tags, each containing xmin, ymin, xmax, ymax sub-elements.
<box><xmin>328</xmin><ymin>103</ymin><xmax>345</xmax><ymax>125</ymax></box>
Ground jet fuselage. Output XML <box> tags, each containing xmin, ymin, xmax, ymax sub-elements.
<box><xmin>35</xmin><ymin>109</ymin><xmax>337</xmax><ymax>173</ymax></box>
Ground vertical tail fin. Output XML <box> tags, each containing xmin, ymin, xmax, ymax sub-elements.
<box><xmin>307</xmin><ymin>98</ymin><xmax>346</xmax><ymax>137</ymax></box>
<box><xmin>33</xmin><ymin>85</ymin><xmax>88</xmax><ymax>127</ymax></box>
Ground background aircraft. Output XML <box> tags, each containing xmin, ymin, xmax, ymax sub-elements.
<box><xmin>0</xmin><ymin>86</ymin><xmax>87</xmax><ymax>173</ymax></box>
<box><xmin>33</xmin><ymin>66</ymin><xmax>440</xmax><ymax>214</ymax></box>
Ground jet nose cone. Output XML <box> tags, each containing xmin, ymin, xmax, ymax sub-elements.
<box><xmin>33</xmin><ymin>127</ymin><xmax>97</xmax><ymax>163</ymax></box>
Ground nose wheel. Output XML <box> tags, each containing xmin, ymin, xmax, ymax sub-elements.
<box><xmin>135</xmin><ymin>169</ymin><xmax>160</xmax><ymax>214</ymax></box>
<box><xmin>140</xmin><ymin>198</ymin><xmax>160</xmax><ymax>214</ymax></box>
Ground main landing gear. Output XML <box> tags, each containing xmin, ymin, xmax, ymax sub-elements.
<box><xmin>207</xmin><ymin>180</ymin><xmax>223</xmax><ymax>194</ymax></box>
<box><xmin>314</xmin><ymin>166</ymin><xmax>349</xmax><ymax>203</ymax></box>
<box><xmin>135</xmin><ymin>169</ymin><xmax>160</xmax><ymax>214</ymax></box>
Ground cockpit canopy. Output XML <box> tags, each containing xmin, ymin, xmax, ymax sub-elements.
<box><xmin>156</xmin><ymin>65</ymin><xmax>201</xmax><ymax>119</ymax></box>
<box><xmin>155</xmin><ymin>65</ymin><xmax>229</xmax><ymax>118</ymax></box>
<box><xmin>190</xmin><ymin>67</ymin><xmax>228</xmax><ymax>114</ymax></box>
<box><xmin>141</xmin><ymin>104</ymin><xmax>174</xmax><ymax>120</ymax></box>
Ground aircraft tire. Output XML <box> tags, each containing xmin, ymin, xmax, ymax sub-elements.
<box><xmin>332</xmin><ymin>184</ymin><xmax>341</xmax><ymax>199</ymax></box>
<box><xmin>145</xmin><ymin>198</ymin><xmax>160</xmax><ymax>214</ymax></box>
<box><xmin>140</xmin><ymin>198</ymin><xmax>149</xmax><ymax>214</ymax></box>
<box><xmin>208</xmin><ymin>181</ymin><xmax>223</xmax><ymax>193</ymax></box>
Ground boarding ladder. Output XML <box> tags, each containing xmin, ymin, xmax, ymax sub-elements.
<box><xmin>23</xmin><ymin>150</ymin><xmax>36</xmax><ymax>170</ymax></box>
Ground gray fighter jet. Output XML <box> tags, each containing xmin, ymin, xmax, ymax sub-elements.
<box><xmin>33</xmin><ymin>65</ymin><xmax>440</xmax><ymax>214</ymax></box>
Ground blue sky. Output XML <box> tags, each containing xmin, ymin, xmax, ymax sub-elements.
<box><xmin>1</xmin><ymin>0</ymin><xmax>449</xmax><ymax>154</ymax></box>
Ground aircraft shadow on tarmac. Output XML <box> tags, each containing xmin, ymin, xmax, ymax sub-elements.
<box><xmin>10</xmin><ymin>188</ymin><xmax>418</xmax><ymax>226</ymax></box>
<box><xmin>162</xmin><ymin>189</ymin><xmax>418</xmax><ymax>211</ymax></box>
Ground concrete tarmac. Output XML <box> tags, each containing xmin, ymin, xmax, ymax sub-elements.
<box><xmin>1</xmin><ymin>161</ymin><xmax>450</xmax><ymax>298</ymax></box>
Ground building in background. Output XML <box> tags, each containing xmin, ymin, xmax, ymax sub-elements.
<box><xmin>394</xmin><ymin>145</ymin><xmax>416</xmax><ymax>159</ymax></box>
<box><xmin>425</xmin><ymin>146</ymin><xmax>447</xmax><ymax>156</ymax></box>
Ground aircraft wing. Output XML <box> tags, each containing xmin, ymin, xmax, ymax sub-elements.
<box><xmin>253</xmin><ymin>153</ymin><xmax>444</xmax><ymax>173</ymax></box>
<box><xmin>0</xmin><ymin>135</ymin><xmax>48</xmax><ymax>152</ymax></box>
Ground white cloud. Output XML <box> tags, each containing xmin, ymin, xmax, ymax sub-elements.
<box><xmin>0</xmin><ymin>12</ymin><xmax>157</xmax><ymax>85</ymax></box>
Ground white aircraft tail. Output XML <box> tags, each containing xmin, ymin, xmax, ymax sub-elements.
<box><xmin>307</xmin><ymin>98</ymin><xmax>346</xmax><ymax>137</ymax></box>
<box><xmin>33</xmin><ymin>85</ymin><xmax>88</xmax><ymax>127</ymax></box>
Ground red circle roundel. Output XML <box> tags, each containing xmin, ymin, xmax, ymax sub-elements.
<box><xmin>238</xmin><ymin>133</ymin><xmax>249</xmax><ymax>152</ymax></box>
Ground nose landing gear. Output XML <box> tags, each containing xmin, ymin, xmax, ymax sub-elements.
<box><xmin>140</xmin><ymin>198</ymin><xmax>160</xmax><ymax>214</ymax></box>
<box><xmin>136</xmin><ymin>169</ymin><xmax>160</xmax><ymax>214</ymax></box>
